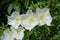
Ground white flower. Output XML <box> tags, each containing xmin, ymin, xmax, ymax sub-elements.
<box><xmin>11</xmin><ymin>27</ymin><xmax>25</xmax><ymax>40</ymax></box>
<box><xmin>21</xmin><ymin>10</ymin><xmax>38</xmax><ymax>31</ymax></box>
<box><xmin>1</xmin><ymin>30</ymin><xmax>14</xmax><ymax>40</ymax></box>
<box><xmin>8</xmin><ymin>11</ymin><xmax>22</xmax><ymax>29</ymax></box>
<box><xmin>36</xmin><ymin>8</ymin><xmax>52</xmax><ymax>26</ymax></box>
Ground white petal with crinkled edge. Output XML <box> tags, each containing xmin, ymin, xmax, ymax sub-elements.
<box><xmin>1</xmin><ymin>29</ymin><xmax>14</xmax><ymax>40</ymax></box>
<box><xmin>8</xmin><ymin>11</ymin><xmax>23</xmax><ymax>29</ymax></box>
<box><xmin>36</xmin><ymin>8</ymin><xmax>52</xmax><ymax>26</ymax></box>
<box><xmin>21</xmin><ymin>10</ymin><xmax>38</xmax><ymax>31</ymax></box>
<box><xmin>11</xmin><ymin>27</ymin><xmax>25</xmax><ymax>40</ymax></box>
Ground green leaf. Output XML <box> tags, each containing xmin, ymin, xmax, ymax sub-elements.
<box><xmin>8</xmin><ymin>4</ymin><xmax>13</xmax><ymax>14</ymax></box>
<box><xmin>50</xmin><ymin>34</ymin><xmax>60</xmax><ymax>40</ymax></box>
<box><xmin>56</xmin><ymin>4</ymin><xmax>60</xmax><ymax>7</ymax></box>
<box><xmin>24</xmin><ymin>0</ymin><xmax>29</xmax><ymax>9</ymax></box>
<box><xmin>13</xmin><ymin>2</ymin><xmax>20</xmax><ymax>13</ymax></box>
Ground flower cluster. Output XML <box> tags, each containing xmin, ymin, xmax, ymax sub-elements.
<box><xmin>0</xmin><ymin>8</ymin><xmax>52</xmax><ymax>40</ymax></box>
<box><xmin>0</xmin><ymin>27</ymin><xmax>24</xmax><ymax>40</ymax></box>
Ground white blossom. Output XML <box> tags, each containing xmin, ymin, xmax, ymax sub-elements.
<box><xmin>8</xmin><ymin>11</ymin><xmax>22</xmax><ymax>29</ymax></box>
<box><xmin>1</xmin><ymin>30</ymin><xmax>14</xmax><ymax>40</ymax></box>
<box><xmin>21</xmin><ymin>10</ymin><xmax>38</xmax><ymax>31</ymax></box>
<box><xmin>36</xmin><ymin>8</ymin><xmax>52</xmax><ymax>26</ymax></box>
<box><xmin>11</xmin><ymin>27</ymin><xmax>25</xmax><ymax>40</ymax></box>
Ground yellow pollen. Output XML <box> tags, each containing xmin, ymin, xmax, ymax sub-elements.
<box><xmin>16</xmin><ymin>29</ymin><xmax>20</xmax><ymax>35</ymax></box>
<box><xmin>39</xmin><ymin>14</ymin><xmax>44</xmax><ymax>20</ymax></box>
<box><xmin>15</xmin><ymin>17</ymin><xmax>20</xmax><ymax>22</ymax></box>
<box><xmin>29</xmin><ymin>17</ymin><xmax>34</xmax><ymax>24</ymax></box>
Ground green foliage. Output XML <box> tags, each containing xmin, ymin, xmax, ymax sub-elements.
<box><xmin>0</xmin><ymin>0</ymin><xmax>60</xmax><ymax>40</ymax></box>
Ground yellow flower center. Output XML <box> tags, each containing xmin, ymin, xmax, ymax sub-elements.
<box><xmin>15</xmin><ymin>17</ymin><xmax>20</xmax><ymax>23</ymax></box>
<box><xmin>29</xmin><ymin>17</ymin><xmax>35</xmax><ymax>24</ymax></box>
<box><xmin>39</xmin><ymin>14</ymin><xmax>45</xmax><ymax>20</ymax></box>
<box><xmin>16</xmin><ymin>29</ymin><xmax>20</xmax><ymax>35</ymax></box>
